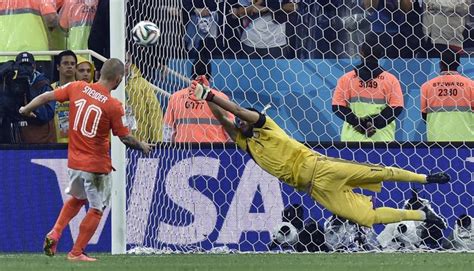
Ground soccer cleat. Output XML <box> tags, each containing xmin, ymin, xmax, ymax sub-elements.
<box><xmin>426</xmin><ymin>172</ymin><xmax>450</xmax><ymax>184</ymax></box>
<box><xmin>422</xmin><ymin>205</ymin><xmax>447</xmax><ymax>230</ymax></box>
<box><xmin>43</xmin><ymin>230</ymin><xmax>60</xmax><ymax>257</ymax></box>
<box><xmin>67</xmin><ymin>252</ymin><xmax>97</xmax><ymax>262</ymax></box>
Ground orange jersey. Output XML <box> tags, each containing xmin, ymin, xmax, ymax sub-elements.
<box><xmin>56</xmin><ymin>0</ymin><xmax>64</xmax><ymax>9</ymax></box>
<box><xmin>420</xmin><ymin>72</ymin><xmax>473</xmax><ymax>113</ymax></box>
<box><xmin>59</xmin><ymin>0</ymin><xmax>97</xmax><ymax>29</ymax></box>
<box><xmin>332</xmin><ymin>70</ymin><xmax>404</xmax><ymax>141</ymax></box>
<box><xmin>164</xmin><ymin>88</ymin><xmax>233</xmax><ymax>142</ymax></box>
<box><xmin>54</xmin><ymin>81</ymin><xmax>129</xmax><ymax>173</ymax></box>
<box><xmin>332</xmin><ymin>71</ymin><xmax>404</xmax><ymax>108</ymax></box>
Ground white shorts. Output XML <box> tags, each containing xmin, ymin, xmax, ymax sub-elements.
<box><xmin>66</xmin><ymin>168</ymin><xmax>112</xmax><ymax>211</ymax></box>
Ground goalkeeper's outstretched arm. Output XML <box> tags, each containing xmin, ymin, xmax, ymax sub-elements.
<box><xmin>190</xmin><ymin>81</ymin><xmax>260</xmax><ymax>123</ymax></box>
<box><xmin>189</xmin><ymin>81</ymin><xmax>261</xmax><ymax>140</ymax></box>
<box><xmin>207</xmin><ymin>101</ymin><xmax>239</xmax><ymax>141</ymax></box>
<box><xmin>210</xmin><ymin>95</ymin><xmax>260</xmax><ymax>124</ymax></box>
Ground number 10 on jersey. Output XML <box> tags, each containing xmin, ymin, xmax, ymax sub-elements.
<box><xmin>73</xmin><ymin>99</ymin><xmax>103</xmax><ymax>138</ymax></box>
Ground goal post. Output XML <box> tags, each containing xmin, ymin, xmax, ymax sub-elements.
<box><xmin>110</xmin><ymin>0</ymin><xmax>127</xmax><ymax>255</ymax></box>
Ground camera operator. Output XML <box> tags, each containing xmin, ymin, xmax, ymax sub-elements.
<box><xmin>0</xmin><ymin>52</ymin><xmax>56</xmax><ymax>144</ymax></box>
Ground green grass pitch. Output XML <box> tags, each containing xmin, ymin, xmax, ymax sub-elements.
<box><xmin>1</xmin><ymin>253</ymin><xmax>473</xmax><ymax>271</ymax></box>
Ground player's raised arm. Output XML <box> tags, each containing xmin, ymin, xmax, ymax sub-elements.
<box><xmin>207</xmin><ymin>98</ymin><xmax>239</xmax><ymax>141</ymax></box>
<box><xmin>189</xmin><ymin>80</ymin><xmax>260</xmax><ymax>124</ymax></box>
<box><xmin>19</xmin><ymin>91</ymin><xmax>57</xmax><ymax>118</ymax></box>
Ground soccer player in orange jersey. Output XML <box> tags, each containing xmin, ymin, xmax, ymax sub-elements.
<box><xmin>20</xmin><ymin>59</ymin><xmax>153</xmax><ymax>262</ymax></box>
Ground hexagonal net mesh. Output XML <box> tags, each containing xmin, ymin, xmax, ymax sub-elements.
<box><xmin>124</xmin><ymin>0</ymin><xmax>473</xmax><ymax>253</ymax></box>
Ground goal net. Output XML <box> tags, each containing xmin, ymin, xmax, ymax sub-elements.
<box><xmin>124</xmin><ymin>0</ymin><xmax>474</xmax><ymax>253</ymax></box>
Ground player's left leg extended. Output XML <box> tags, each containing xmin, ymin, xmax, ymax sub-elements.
<box><xmin>314</xmin><ymin>156</ymin><xmax>449</xmax><ymax>191</ymax></box>
<box><xmin>309</xmin><ymin>156</ymin><xmax>448</xmax><ymax>228</ymax></box>
<box><xmin>311</xmin><ymin>187</ymin><xmax>444</xmax><ymax>228</ymax></box>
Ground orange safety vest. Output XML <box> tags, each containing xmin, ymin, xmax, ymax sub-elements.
<box><xmin>59</xmin><ymin>0</ymin><xmax>97</xmax><ymax>50</ymax></box>
<box><xmin>332</xmin><ymin>70</ymin><xmax>404</xmax><ymax>141</ymax></box>
<box><xmin>164</xmin><ymin>88</ymin><xmax>233</xmax><ymax>143</ymax></box>
<box><xmin>420</xmin><ymin>71</ymin><xmax>474</xmax><ymax>141</ymax></box>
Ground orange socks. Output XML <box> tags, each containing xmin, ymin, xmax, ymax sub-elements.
<box><xmin>52</xmin><ymin>197</ymin><xmax>87</xmax><ymax>237</ymax></box>
<box><xmin>51</xmin><ymin>198</ymin><xmax>103</xmax><ymax>256</ymax></box>
<box><xmin>70</xmin><ymin>209</ymin><xmax>102</xmax><ymax>256</ymax></box>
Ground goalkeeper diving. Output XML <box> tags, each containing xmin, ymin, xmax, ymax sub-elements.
<box><xmin>190</xmin><ymin>77</ymin><xmax>449</xmax><ymax>229</ymax></box>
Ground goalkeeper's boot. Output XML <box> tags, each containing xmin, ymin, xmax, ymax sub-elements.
<box><xmin>67</xmin><ymin>252</ymin><xmax>97</xmax><ymax>262</ymax></box>
<box><xmin>426</xmin><ymin>172</ymin><xmax>450</xmax><ymax>184</ymax></box>
<box><xmin>422</xmin><ymin>205</ymin><xmax>447</xmax><ymax>230</ymax></box>
<box><xmin>43</xmin><ymin>230</ymin><xmax>60</xmax><ymax>257</ymax></box>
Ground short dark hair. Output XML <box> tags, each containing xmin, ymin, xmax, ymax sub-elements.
<box><xmin>440</xmin><ymin>49</ymin><xmax>460</xmax><ymax>72</ymax></box>
<box><xmin>57</xmin><ymin>50</ymin><xmax>77</xmax><ymax>65</ymax></box>
<box><xmin>360</xmin><ymin>32</ymin><xmax>384</xmax><ymax>60</ymax></box>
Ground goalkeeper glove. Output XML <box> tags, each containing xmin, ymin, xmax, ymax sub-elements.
<box><xmin>189</xmin><ymin>80</ymin><xmax>215</xmax><ymax>101</ymax></box>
